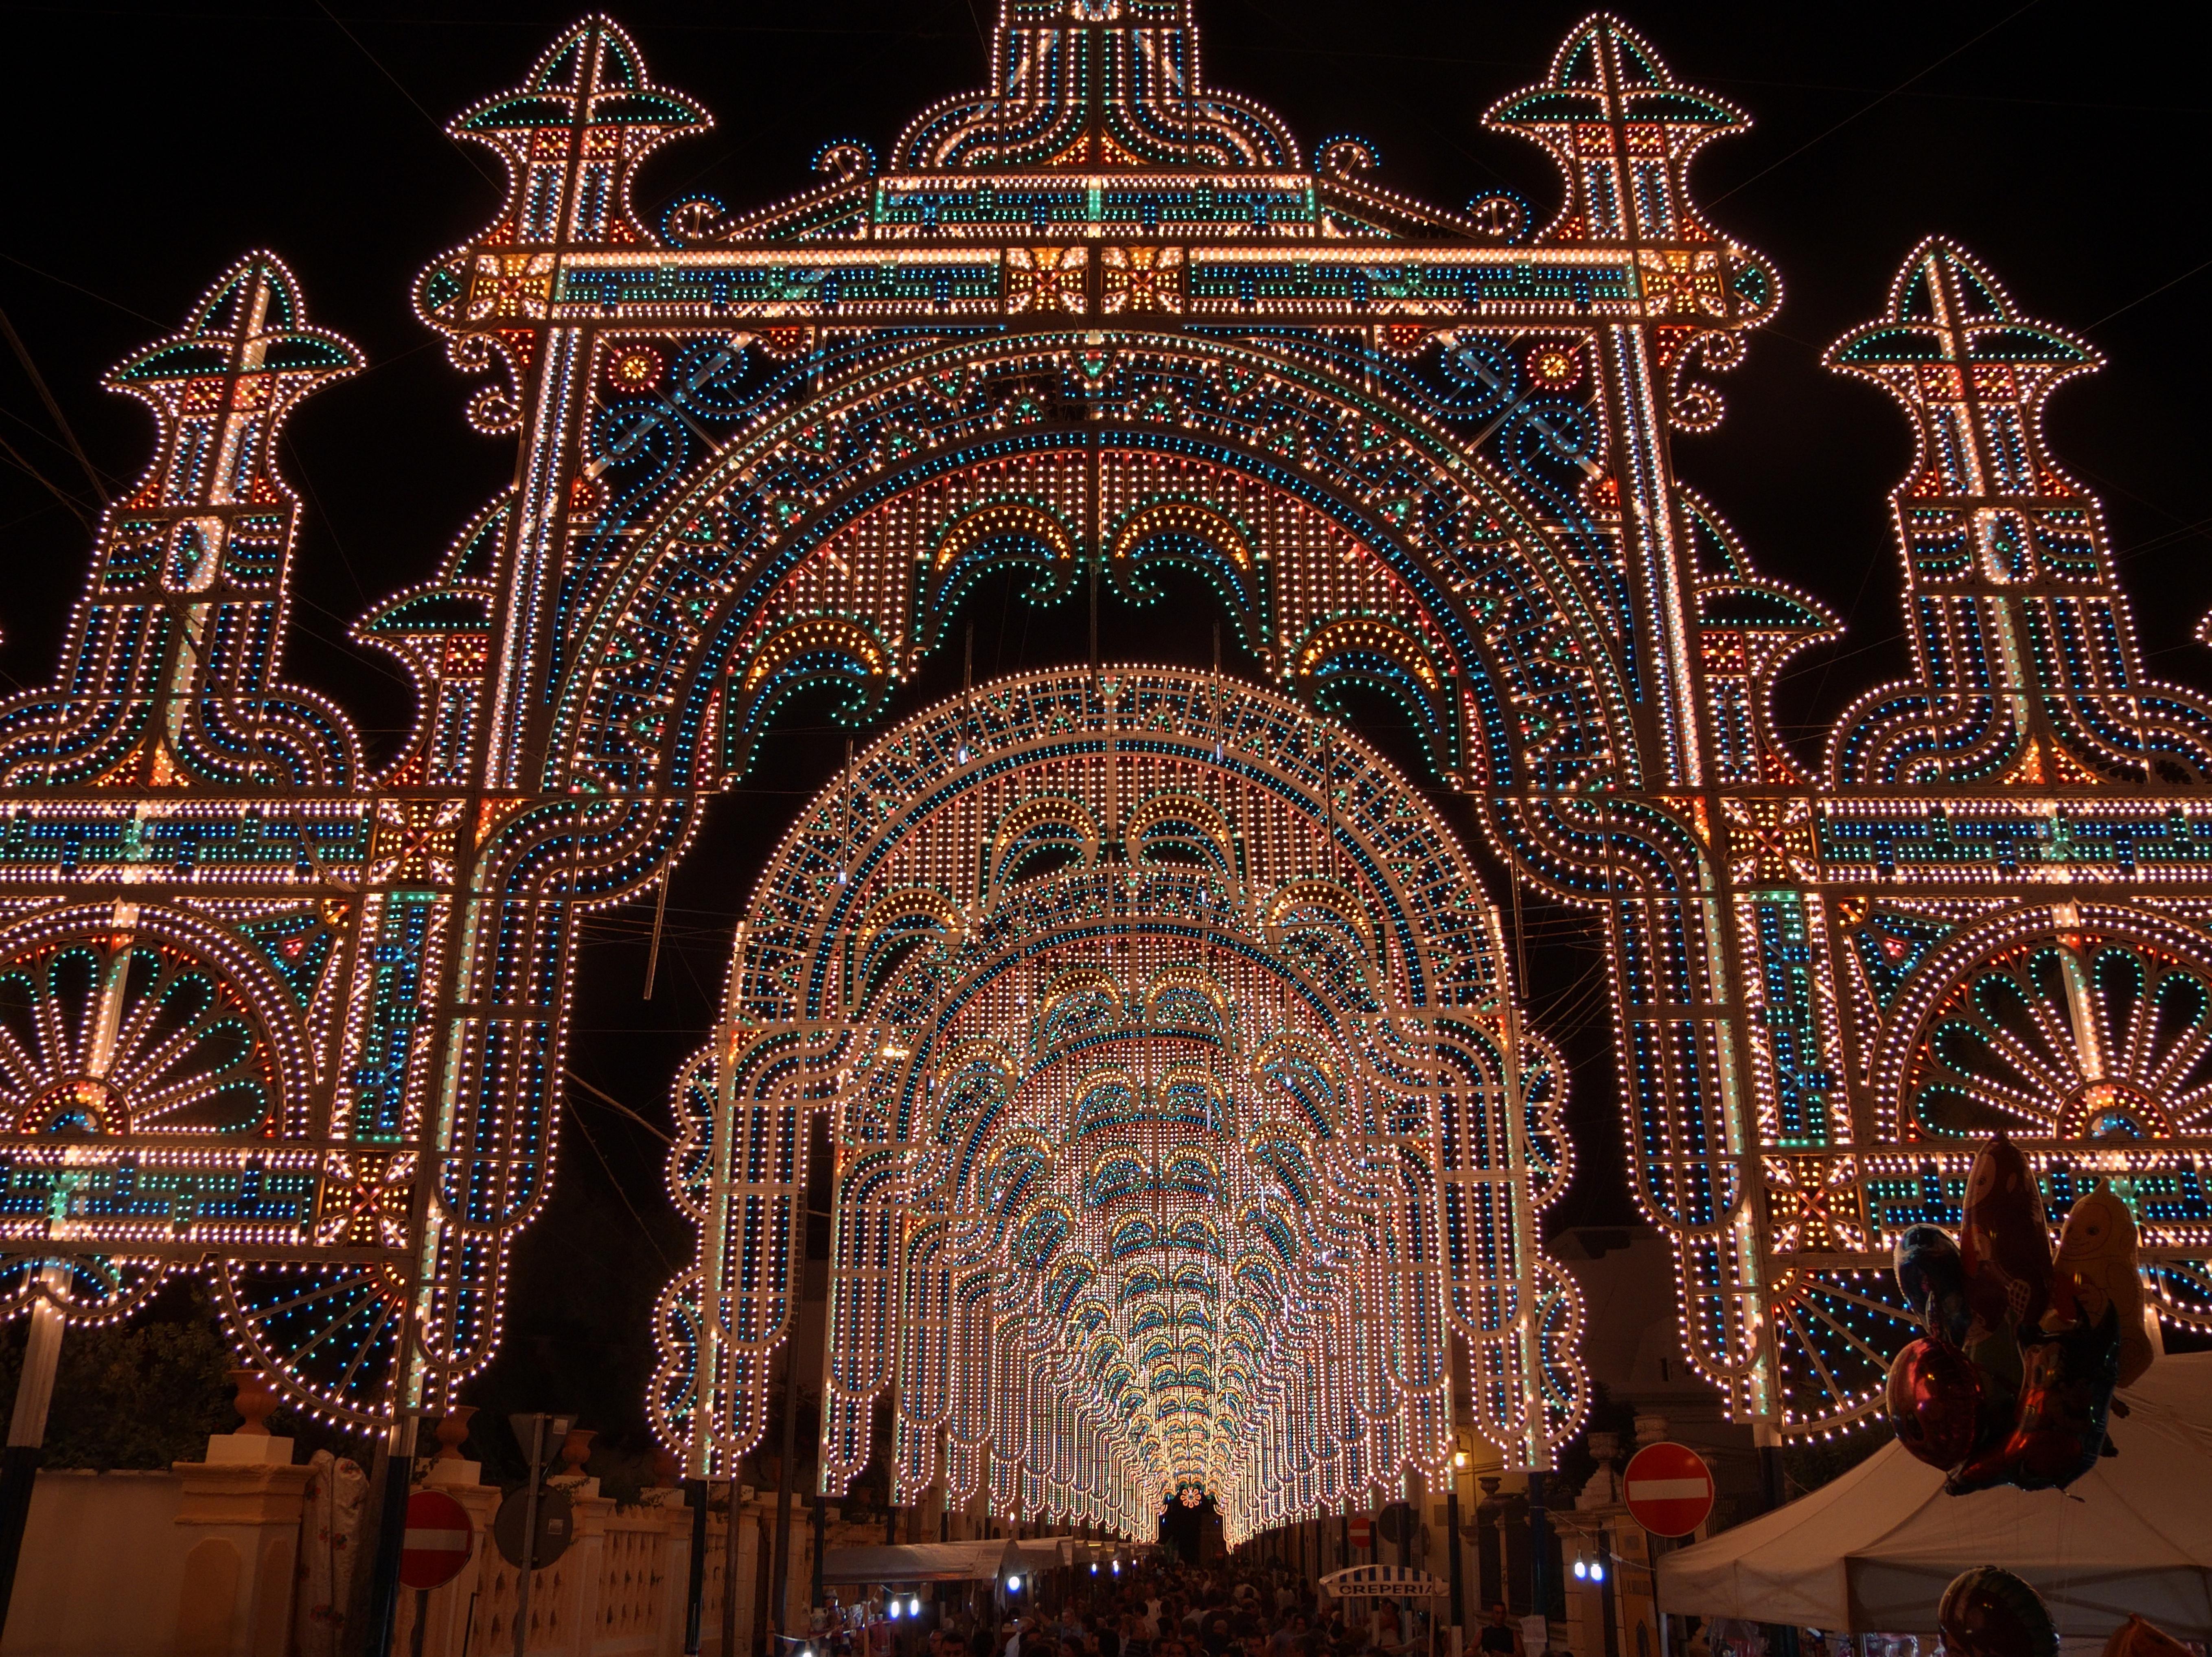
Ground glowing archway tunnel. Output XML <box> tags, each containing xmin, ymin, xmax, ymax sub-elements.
<box><xmin>651</xmin><ymin>666</ymin><xmax>1583</xmax><ymax>1543</ymax></box>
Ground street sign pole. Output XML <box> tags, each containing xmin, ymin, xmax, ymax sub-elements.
<box><xmin>399</xmin><ymin>1483</ymin><xmax>476</xmax><ymax>1657</ymax></box>
<box><xmin>513</xmin><ymin>1414</ymin><xmax>547</xmax><ymax>1657</ymax></box>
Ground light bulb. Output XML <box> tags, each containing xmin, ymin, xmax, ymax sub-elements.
<box><xmin>1590</xmin><ymin>1563</ymin><xmax>1604</xmax><ymax>1583</ymax></box>
<box><xmin>910</xmin><ymin>1597</ymin><xmax>922</xmax><ymax>1616</ymax></box>
<box><xmin>1572</xmin><ymin>1560</ymin><xmax>1587</xmax><ymax>1581</ymax></box>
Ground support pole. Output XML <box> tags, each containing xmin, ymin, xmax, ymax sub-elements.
<box><xmin>685</xmin><ymin>1479</ymin><xmax>710</xmax><ymax>1654</ymax></box>
<box><xmin>642</xmin><ymin>870</ymin><xmax>670</xmax><ymax>1000</ymax></box>
<box><xmin>358</xmin><ymin>1409</ymin><xmax>427</xmax><ymax>1657</ymax></box>
<box><xmin>812</xmin><ymin>1490</ymin><xmax>827</xmax><ymax>1613</ymax></box>
<box><xmin>0</xmin><ymin>1265</ymin><xmax>67</xmax><ymax>1639</ymax></box>
<box><xmin>772</xmin><ymin>1343</ymin><xmax>801</xmax><ymax>1646</ymax></box>
<box><xmin>1526</xmin><ymin>1471</ymin><xmax>1549</xmax><ymax>1652</ymax></box>
<box><xmin>1446</xmin><ymin>1484</ymin><xmax>1464</xmax><ymax>1641</ymax></box>
<box><xmin>721</xmin><ymin>1479</ymin><xmax>745</xmax><ymax>1657</ymax></box>
<box><xmin>1757</xmin><ymin>1447</ymin><xmax>1798</xmax><ymax>1657</ymax></box>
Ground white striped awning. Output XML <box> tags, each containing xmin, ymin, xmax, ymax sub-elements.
<box><xmin>1318</xmin><ymin>1565</ymin><xmax>1447</xmax><ymax>1599</ymax></box>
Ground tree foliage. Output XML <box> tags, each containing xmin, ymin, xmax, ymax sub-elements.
<box><xmin>0</xmin><ymin>1280</ymin><xmax>237</xmax><ymax>1469</ymax></box>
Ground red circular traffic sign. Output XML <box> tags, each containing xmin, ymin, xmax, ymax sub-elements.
<box><xmin>1623</xmin><ymin>1442</ymin><xmax>1714</xmax><ymax>1539</ymax></box>
<box><xmin>400</xmin><ymin>1488</ymin><xmax>475</xmax><ymax>1590</ymax></box>
<box><xmin>1348</xmin><ymin>1513</ymin><xmax>1373</xmax><ymax>1550</ymax></box>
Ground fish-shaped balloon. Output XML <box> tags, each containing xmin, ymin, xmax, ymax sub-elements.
<box><xmin>1947</xmin><ymin>1301</ymin><xmax>2122</xmax><ymax>1495</ymax></box>
<box><xmin>1958</xmin><ymin>1132</ymin><xmax>2052</xmax><ymax>1394</ymax></box>
<box><xmin>2046</xmin><ymin>1188</ymin><xmax>2153</xmax><ymax>1386</ymax></box>
<box><xmin>1895</xmin><ymin>1224</ymin><xmax>1973</xmax><ymax>1348</ymax></box>
<box><xmin>2005</xmin><ymin>1302</ymin><xmax>2123</xmax><ymax>1491</ymax></box>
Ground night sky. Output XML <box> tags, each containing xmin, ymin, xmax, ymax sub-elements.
<box><xmin>3</xmin><ymin>0</ymin><xmax>2209</xmax><ymax>1460</ymax></box>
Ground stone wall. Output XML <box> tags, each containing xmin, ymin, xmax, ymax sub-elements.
<box><xmin>0</xmin><ymin>1437</ymin><xmax>816</xmax><ymax>1657</ymax></box>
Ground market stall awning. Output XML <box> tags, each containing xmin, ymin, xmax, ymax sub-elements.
<box><xmin>821</xmin><ymin>1540</ymin><xmax>1020</xmax><ymax>1585</ymax></box>
<box><xmin>1656</xmin><ymin>1352</ymin><xmax>2212</xmax><ymax>1638</ymax></box>
<box><xmin>1320</xmin><ymin>1566</ymin><xmax>1448</xmax><ymax>1599</ymax></box>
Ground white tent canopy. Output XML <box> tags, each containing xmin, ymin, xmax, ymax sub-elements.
<box><xmin>1657</xmin><ymin>1352</ymin><xmax>2212</xmax><ymax>1638</ymax></box>
<box><xmin>822</xmin><ymin>1540</ymin><xmax>1020</xmax><ymax>1585</ymax></box>
<box><xmin>1320</xmin><ymin>1566</ymin><xmax>1448</xmax><ymax>1600</ymax></box>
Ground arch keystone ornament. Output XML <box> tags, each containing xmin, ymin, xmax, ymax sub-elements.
<box><xmin>0</xmin><ymin>0</ymin><xmax>2207</xmax><ymax>1640</ymax></box>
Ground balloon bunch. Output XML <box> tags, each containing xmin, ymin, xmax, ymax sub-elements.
<box><xmin>1884</xmin><ymin>1133</ymin><xmax>2152</xmax><ymax>1494</ymax></box>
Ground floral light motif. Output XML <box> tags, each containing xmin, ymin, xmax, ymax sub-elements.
<box><xmin>0</xmin><ymin>933</ymin><xmax>276</xmax><ymax>1138</ymax></box>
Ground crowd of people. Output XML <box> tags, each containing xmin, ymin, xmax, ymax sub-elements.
<box><xmin>804</xmin><ymin>1552</ymin><xmax>1531</xmax><ymax>1657</ymax></box>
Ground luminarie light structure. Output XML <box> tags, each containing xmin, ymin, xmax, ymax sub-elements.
<box><xmin>0</xmin><ymin>0</ymin><xmax>2202</xmax><ymax>1554</ymax></box>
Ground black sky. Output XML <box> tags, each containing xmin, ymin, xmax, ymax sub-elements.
<box><xmin>2</xmin><ymin>0</ymin><xmax>2209</xmax><ymax>1453</ymax></box>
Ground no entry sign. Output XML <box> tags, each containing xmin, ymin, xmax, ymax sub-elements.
<box><xmin>1623</xmin><ymin>1442</ymin><xmax>1714</xmax><ymax>1539</ymax></box>
<box><xmin>1348</xmin><ymin>1513</ymin><xmax>1373</xmax><ymax>1551</ymax></box>
<box><xmin>400</xmin><ymin>1488</ymin><xmax>475</xmax><ymax>1590</ymax></box>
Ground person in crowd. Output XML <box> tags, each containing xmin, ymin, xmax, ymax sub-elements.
<box><xmin>1478</xmin><ymin>1605</ymin><xmax>1521</xmax><ymax>1657</ymax></box>
<box><xmin>1126</xmin><ymin>1611</ymin><xmax>1153</xmax><ymax>1657</ymax></box>
<box><xmin>1370</xmin><ymin>1600</ymin><xmax>1403</xmax><ymax>1657</ymax></box>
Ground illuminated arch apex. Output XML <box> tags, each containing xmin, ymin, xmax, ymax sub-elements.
<box><xmin>1824</xmin><ymin>237</ymin><xmax>2212</xmax><ymax>786</ymax></box>
<box><xmin>1487</xmin><ymin>13</ymin><xmax>1753</xmax><ymax>250</ymax></box>
<box><xmin>445</xmin><ymin>13</ymin><xmax>709</xmax><ymax>248</ymax></box>
<box><xmin>0</xmin><ymin>252</ymin><xmax>362</xmax><ymax>791</ymax></box>
<box><xmin>894</xmin><ymin>0</ymin><xmax>1301</xmax><ymax>173</ymax></box>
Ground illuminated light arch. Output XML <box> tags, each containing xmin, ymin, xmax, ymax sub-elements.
<box><xmin>552</xmin><ymin>342</ymin><xmax>1637</xmax><ymax>808</ymax></box>
<box><xmin>1</xmin><ymin>0</ymin><xmax>2206</xmax><ymax>1489</ymax></box>
<box><xmin>650</xmin><ymin>666</ymin><xmax>1583</xmax><ymax>1541</ymax></box>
